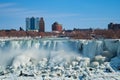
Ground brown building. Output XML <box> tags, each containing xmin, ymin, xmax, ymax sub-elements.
<box><xmin>108</xmin><ymin>23</ymin><xmax>120</xmax><ymax>30</ymax></box>
<box><xmin>39</xmin><ymin>17</ymin><xmax>45</xmax><ymax>32</ymax></box>
<box><xmin>52</xmin><ymin>22</ymin><xmax>62</xmax><ymax>32</ymax></box>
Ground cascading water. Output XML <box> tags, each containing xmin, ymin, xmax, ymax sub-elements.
<box><xmin>0</xmin><ymin>38</ymin><xmax>120</xmax><ymax>66</ymax></box>
<box><xmin>0</xmin><ymin>38</ymin><xmax>80</xmax><ymax>67</ymax></box>
<box><xmin>0</xmin><ymin>38</ymin><xmax>120</xmax><ymax>80</ymax></box>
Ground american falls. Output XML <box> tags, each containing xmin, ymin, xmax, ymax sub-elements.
<box><xmin>0</xmin><ymin>38</ymin><xmax>120</xmax><ymax>80</ymax></box>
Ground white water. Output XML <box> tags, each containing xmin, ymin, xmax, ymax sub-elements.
<box><xmin>0</xmin><ymin>38</ymin><xmax>120</xmax><ymax>80</ymax></box>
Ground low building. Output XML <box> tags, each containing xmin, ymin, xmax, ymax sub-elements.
<box><xmin>108</xmin><ymin>23</ymin><xmax>120</xmax><ymax>30</ymax></box>
<box><xmin>52</xmin><ymin>22</ymin><xmax>62</xmax><ymax>33</ymax></box>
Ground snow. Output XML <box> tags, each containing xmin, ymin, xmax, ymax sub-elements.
<box><xmin>0</xmin><ymin>38</ymin><xmax>120</xmax><ymax>79</ymax></box>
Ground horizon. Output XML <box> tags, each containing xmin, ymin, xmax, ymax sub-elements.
<box><xmin>0</xmin><ymin>0</ymin><xmax>120</xmax><ymax>31</ymax></box>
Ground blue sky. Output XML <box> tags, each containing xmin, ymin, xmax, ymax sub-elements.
<box><xmin>0</xmin><ymin>0</ymin><xmax>120</xmax><ymax>31</ymax></box>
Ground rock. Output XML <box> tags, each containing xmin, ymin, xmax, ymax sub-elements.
<box><xmin>91</xmin><ymin>61</ymin><xmax>99</xmax><ymax>68</ymax></box>
<box><xmin>94</xmin><ymin>55</ymin><xmax>106</xmax><ymax>64</ymax></box>
<box><xmin>102</xmin><ymin>51</ymin><xmax>113</xmax><ymax>60</ymax></box>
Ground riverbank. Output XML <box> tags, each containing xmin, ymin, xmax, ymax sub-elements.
<box><xmin>0</xmin><ymin>29</ymin><xmax>120</xmax><ymax>39</ymax></box>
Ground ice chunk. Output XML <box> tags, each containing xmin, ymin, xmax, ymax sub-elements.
<box><xmin>12</xmin><ymin>55</ymin><xmax>31</xmax><ymax>69</ymax></box>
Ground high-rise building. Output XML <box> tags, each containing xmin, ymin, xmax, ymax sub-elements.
<box><xmin>26</xmin><ymin>17</ymin><xmax>45</xmax><ymax>32</ymax></box>
<box><xmin>35</xmin><ymin>17</ymin><xmax>40</xmax><ymax>31</ymax></box>
<box><xmin>26</xmin><ymin>18</ymin><xmax>30</xmax><ymax>31</ymax></box>
<box><xmin>30</xmin><ymin>17</ymin><xmax>35</xmax><ymax>30</ymax></box>
<box><xmin>39</xmin><ymin>17</ymin><xmax>45</xmax><ymax>32</ymax></box>
<box><xmin>52</xmin><ymin>22</ymin><xmax>62</xmax><ymax>32</ymax></box>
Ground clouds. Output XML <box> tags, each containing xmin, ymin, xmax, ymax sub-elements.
<box><xmin>44</xmin><ymin>13</ymin><xmax>80</xmax><ymax>18</ymax></box>
<box><xmin>77</xmin><ymin>18</ymin><xmax>120</xmax><ymax>22</ymax></box>
<box><xmin>0</xmin><ymin>2</ymin><xmax>36</xmax><ymax>17</ymax></box>
<box><xmin>0</xmin><ymin>3</ymin><xmax>15</xmax><ymax>8</ymax></box>
<box><xmin>0</xmin><ymin>2</ymin><xmax>80</xmax><ymax>30</ymax></box>
<box><xmin>0</xmin><ymin>2</ymin><xmax>80</xmax><ymax>18</ymax></box>
<box><xmin>0</xmin><ymin>2</ymin><xmax>24</xmax><ymax>16</ymax></box>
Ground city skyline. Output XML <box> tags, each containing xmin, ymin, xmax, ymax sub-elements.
<box><xmin>0</xmin><ymin>0</ymin><xmax>120</xmax><ymax>31</ymax></box>
<box><xmin>26</xmin><ymin>17</ymin><xmax>45</xmax><ymax>32</ymax></box>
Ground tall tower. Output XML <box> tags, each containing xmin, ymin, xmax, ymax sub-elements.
<box><xmin>39</xmin><ymin>17</ymin><xmax>45</xmax><ymax>32</ymax></box>
<box><xmin>26</xmin><ymin>17</ymin><xmax>30</xmax><ymax>31</ymax></box>
<box><xmin>30</xmin><ymin>17</ymin><xmax>35</xmax><ymax>30</ymax></box>
<box><xmin>35</xmin><ymin>17</ymin><xmax>40</xmax><ymax>31</ymax></box>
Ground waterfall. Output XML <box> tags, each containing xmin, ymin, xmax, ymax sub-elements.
<box><xmin>0</xmin><ymin>38</ymin><xmax>120</xmax><ymax>68</ymax></box>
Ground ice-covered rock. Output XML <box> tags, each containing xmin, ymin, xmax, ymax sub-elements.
<box><xmin>41</xmin><ymin>58</ymin><xmax>48</xmax><ymax>62</ymax></box>
<box><xmin>12</xmin><ymin>55</ymin><xmax>31</xmax><ymax>69</ymax></box>
<box><xmin>104</xmin><ymin>62</ymin><xmax>115</xmax><ymax>72</ymax></box>
<box><xmin>75</xmin><ymin>56</ymin><xmax>81</xmax><ymax>62</ymax></box>
<box><xmin>72</xmin><ymin>61</ymin><xmax>78</xmax><ymax>67</ymax></box>
<box><xmin>102</xmin><ymin>51</ymin><xmax>113</xmax><ymax>60</ymax></box>
<box><xmin>94</xmin><ymin>55</ymin><xmax>106</xmax><ymax>65</ymax></box>
<box><xmin>78</xmin><ymin>57</ymin><xmax>90</xmax><ymax>68</ymax></box>
<box><xmin>91</xmin><ymin>61</ymin><xmax>99</xmax><ymax>68</ymax></box>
